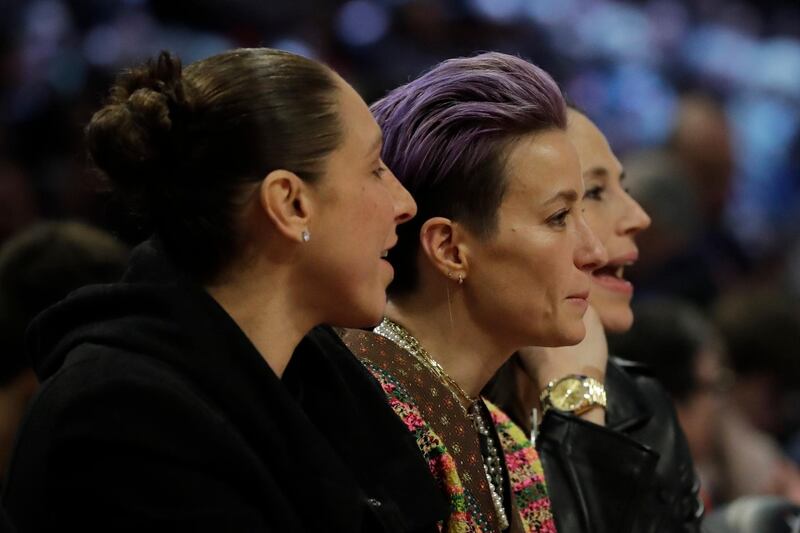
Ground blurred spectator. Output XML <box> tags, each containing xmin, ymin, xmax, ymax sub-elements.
<box><xmin>0</xmin><ymin>221</ymin><xmax>128</xmax><ymax>482</ymax></box>
<box><xmin>670</xmin><ymin>94</ymin><xmax>751</xmax><ymax>291</ymax></box>
<box><xmin>672</xmin><ymin>93</ymin><xmax>735</xmax><ymax>229</ymax></box>
<box><xmin>704</xmin><ymin>495</ymin><xmax>800</xmax><ymax>533</ymax></box>
<box><xmin>714</xmin><ymin>286</ymin><xmax>800</xmax><ymax>440</ymax></box>
<box><xmin>624</xmin><ymin>93</ymin><xmax>752</xmax><ymax>309</ymax></box>
<box><xmin>0</xmin><ymin>160</ymin><xmax>39</xmax><ymax>244</ymax></box>
<box><xmin>609</xmin><ymin>297</ymin><xmax>800</xmax><ymax>508</ymax></box>
<box><xmin>622</xmin><ymin>147</ymin><xmax>716</xmax><ymax>304</ymax></box>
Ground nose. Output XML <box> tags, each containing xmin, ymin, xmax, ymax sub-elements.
<box><xmin>387</xmin><ymin>166</ymin><xmax>417</xmax><ymax>223</ymax></box>
<box><xmin>618</xmin><ymin>191</ymin><xmax>651</xmax><ymax>236</ymax></box>
<box><xmin>574</xmin><ymin>210</ymin><xmax>607</xmax><ymax>272</ymax></box>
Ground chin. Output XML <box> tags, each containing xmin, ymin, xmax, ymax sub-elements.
<box><xmin>361</xmin><ymin>310</ymin><xmax>386</xmax><ymax>329</ymax></box>
<box><xmin>537</xmin><ymin>322</ymin><xmax>586</xmax><ymax>347</ymax></box>
<box><xmin>356</xmin><ymin>296</ymin><xmax>388</xmax><ymax>329</ymax></box>
<box><xmin>597</xmin><ymin>306</ymin><xmax>634</xmax><ymax>333</ymax></box>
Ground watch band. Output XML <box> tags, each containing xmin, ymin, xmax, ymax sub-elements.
<box><xmin>540</xmin><ymin>374</ymin><xmax>607</xmax><ymax>415</ymax></box>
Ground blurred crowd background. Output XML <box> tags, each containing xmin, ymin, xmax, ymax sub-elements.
<box><xmin>1</xmin><ymin>0</ymin><xmax>799</xmax><ymax>512</ymax></box>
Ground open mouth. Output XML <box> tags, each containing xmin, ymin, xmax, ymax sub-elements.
<box><xmin>591</xmin><ymin>259</ymin><xmax>635</xmax><ymax>294</ymax></box>
<box><xmin>382</xmin><ymin>236</ymin><xmax>398</xmax><ymax>260</ymax></box>
<box><xmin>593</xmin><ymin>264</ymin><xmax>626</xmax><ymax>280</ymax></box>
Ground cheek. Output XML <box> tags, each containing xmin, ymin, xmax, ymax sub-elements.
<box><xmin>314</xmin><ymin>244</ymin><xmax>387</xmax><ymax>327</ymax></box>
<box><xmin>358</xmin><ymin>188</ymin><xmax>397</xmax><ymax>236</ymax></box>
<box><xmin>475</xmin><ymin>238</ymin><xmax>558</xmax><ymax>314</ymax></box>
<box><xmin>582</xmin><ymin>205</ymin><xmax>613</xmax><ymax>246</ymax></box>
<box><xmin>330</xmin><ymin>188</ymin><xmax>392</xmax><ymax>248</ymax></box>
<box><xmin>516</xmin><ymin>232</ymin><xmax>572</xmax><ymax>290</ymax></box>
<box><xmin>484</xmin><ymin>231</ymin><xmax>542</xmax><ymax>279</ymax></box>
<box><xmin>313</xmin><ymin>212</ymin><xmax>383</xmax><ymax>287</ymax></box>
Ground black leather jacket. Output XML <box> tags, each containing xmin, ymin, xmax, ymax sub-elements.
<box><xmin>537</xmin><ymin>357</ymin><xmax>704</xmax><ymax>533</ymax></box>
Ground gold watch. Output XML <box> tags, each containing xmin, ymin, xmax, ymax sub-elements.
<box><xmin>540</xmin><ymin>374</ymin><xmax>607</xmax><ymax>416</ymax></box>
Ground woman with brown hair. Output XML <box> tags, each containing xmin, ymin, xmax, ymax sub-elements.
<box><xmin>486</xmin><ymin>107</ymin><xmax>704</xmax><ymax>532</ymax></box>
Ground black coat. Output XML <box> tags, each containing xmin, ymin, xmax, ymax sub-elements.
<box><xmin>537</xmin><ymin>358</ymin><xmax>703</xmax><ymax>533</ymax></box>
<box><xmin>2</xmin><ymin>241</ymin><xmax>445</xmax><ymax>532</ymax></box>
<box><xmin>605</xmin><ymin>358</ymin><xmax>703</xmax><ymax>532</ymax></box>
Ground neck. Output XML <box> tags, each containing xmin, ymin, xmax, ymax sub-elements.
<box><xmin>206</xmin><ymin>259</ymin><xmax>315</xmax><ymax>378</ymax></box>
<box><xmin>386</xmin><ymin>287</ymin><xmax>515</xmax><ymax>398</ymax></box>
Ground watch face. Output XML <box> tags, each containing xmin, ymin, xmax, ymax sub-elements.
<box><xmin>550</xmin><ymin>377</ymin><xmax>588</xmax><ymax>410</ymax></box>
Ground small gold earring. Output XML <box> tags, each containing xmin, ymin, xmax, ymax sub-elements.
<box><xmin>448</xmin><ymin>271</ymin><xmax>464</xmax><ymax>285</ymax></box>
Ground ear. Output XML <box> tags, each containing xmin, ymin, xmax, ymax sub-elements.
<box><xmin>419</xmin><ymin>217</ymin><xmax>470</xmax><ymax>281</ymax></box>
<box><xmin>258</xmin><ymin>169</ymin><xmax>313</xmax><ymax>243</ymax></box>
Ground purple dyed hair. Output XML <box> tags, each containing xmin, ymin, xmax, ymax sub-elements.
<box><xmin>371</xmin><ymin>51</ymin><xmax>566</xmax><ymax>295</ymax></box>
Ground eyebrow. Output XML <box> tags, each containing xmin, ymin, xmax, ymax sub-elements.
<box><xmin>543</xmin><ymin>189</ymin><xmax>579</xmax><ymax>206</ymax></box>
<box><xmin>583</xmin><ymin>166</ymin><xmax>626</xmax><ymax>181</ymax></box>
<box><xmin>366</xmin><ymin>132</ymin><xmax>383</xmax><ymax>157</ymax></box>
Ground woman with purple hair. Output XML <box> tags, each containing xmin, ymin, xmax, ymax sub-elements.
<box><xmin>339</xmin><ymin>52</ymin><xmax>656</xmax><ymax>532</ymax></box>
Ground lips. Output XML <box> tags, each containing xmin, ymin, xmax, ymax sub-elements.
<box><xmin>565</xmin><ymin>289</ymin><xmax>590</xmax><ymax>312</ymax></box>
<box><xmin>381</xmin><ymin>236</ymin><xmax>398</xmax><ymax>259</ymax></box>
<box><xmin>591</xmin><ymin>250</ymin><xmax>637</xmax><ymax>295</ymax></box>
<box><xmin>567</xmin><ymin>290</ymin><xmax>590</xmax><ymax>300</ymax></box>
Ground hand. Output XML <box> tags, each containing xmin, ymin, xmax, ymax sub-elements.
<box><xmin>517</xmin><ymin>305</ymin><xmax>608</xmax><ymax>425</ymax></box>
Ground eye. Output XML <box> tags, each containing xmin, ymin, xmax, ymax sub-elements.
<box><xmin>372</xmin><ymin>164</ymin><xmax>387</xmax><ymax>179</ymax></box>
<box><xmin>583</xmin><ymin>185</ymin><xmax>604</xmax><ymax>201</ymax></box>
<box><xmin>547</xmin><ymin>208</ymin><xmax>571</xmax><ymax>228</ymax></box>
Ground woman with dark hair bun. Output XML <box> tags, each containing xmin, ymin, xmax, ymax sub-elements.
<box><xmin>2</xmin><ymin>48</ymin><xmax>426</xmax><ymax>532</ymax></box>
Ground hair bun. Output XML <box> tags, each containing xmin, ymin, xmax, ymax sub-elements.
<box><xmin>86</xmin><ymin>51</ymin><xmax>188</xmax><ymax>193</ymax></box>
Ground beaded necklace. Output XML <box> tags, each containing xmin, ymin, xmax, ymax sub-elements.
<box><xmin>375</xmin><ymin>318</ymin><xmax>510</xmax><ymax>530</ymax></box>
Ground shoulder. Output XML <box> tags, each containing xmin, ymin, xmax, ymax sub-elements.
<box><xmin>4</xmin><ymin>342</ymin><xmax>261</xmax><ymax>518</ymax></box>
<box><xmin>360</xmin><ymin>357</ymin><xmax>430</xmax><ymax>436</ymax></box>
<box><xmin>37</xmin><ymin>343</ymin><xmax>214</xmax><ymax>414</ymax></box>
<box><xmin>20</xmin><ymin>342</ymin><xmax>239</xmax><ymax>461</ymax></box>
<box><xmin>339</xmin><ymin>328</ymin><xmax>422</xmax><ymax>386</ymax></box>
<box><xmin>356</xmin><ymin>356</ymin><xmax>456</xmax><ymax>480</ymax></box>
<box><xmin>608</xmin><ymin>356</ymin><xmax>653</xmax><ymax>377</ymax></box>
<box><xmin>5</xmin><ymin>349</ymin><xmax>282</xmax><ymax>532</ymax></box>
<box><xmin>607</xmin><ymin>355</ymin><xmax>676</xmax><ymax>412</ymax></box>
<box><xmin>339</xmin><ymin>327</ymin><xmax>400</xmax><ymax>362</ymax></box>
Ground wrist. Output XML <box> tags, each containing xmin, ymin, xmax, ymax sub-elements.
<box><xmin>536</xmin><ymin>365</ymin><xmax>606</xmax><ymax>392</ymax></box>
<box><xmin>539</xmin><ymin>374</ymin><xmax>607</xmax><ymax>425</ymax></box>
<box><xmin>573</xmin><ymin>404</ymin><xmax>606</xmax><ymax>426</ymax></box>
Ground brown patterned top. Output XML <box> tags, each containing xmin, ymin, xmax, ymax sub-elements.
<box><xmin>341</xmin><ymin>327</ymin><xmax>527</xmax><ymax>533</ymax></box>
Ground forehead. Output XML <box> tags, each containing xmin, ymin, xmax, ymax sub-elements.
<box><xmin>502</xmin><ymin>129</ymin><xmax>582</xmax><ymax>199</ymax></box>
<box><xmin>565</xmin><ymin>111</ymin><xmax>621</xmax><ymax>174</ymax></box>
<box><xmin>335</xmin><ymin>78</ymin><xmax>382</xmax><ymax>153</ymax></box>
